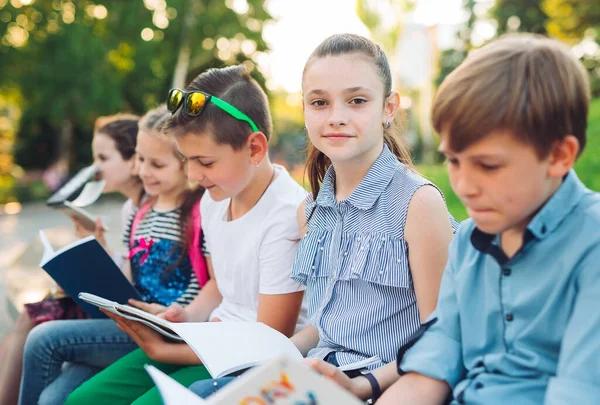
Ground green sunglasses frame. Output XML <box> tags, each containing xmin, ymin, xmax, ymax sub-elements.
<box><xmin>167</xmin><ymin>88</ymin><xmax>259</xmax><ymax>133</ymax></box>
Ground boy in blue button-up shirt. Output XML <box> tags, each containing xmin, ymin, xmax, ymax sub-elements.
<box><xmin>308</xmin><ymin>34</ymin><xmax>599</xmax><ymax>404</ymax></box>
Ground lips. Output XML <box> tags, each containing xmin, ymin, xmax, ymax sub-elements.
<box><xmin>322</xmin><ymin>133</ymin><xmax>354</xmax><ymax>141</ymax></box>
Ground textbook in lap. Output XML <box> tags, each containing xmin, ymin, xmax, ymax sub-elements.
<box><xmin>39</xmin><ymin>231</ymin><xmax>141</xmax><ymax>318</ymax></box>
<box><xmin>168</xmin><ymin>322</ymin><xmax>382</xmax><ymax>378</ymax></box>
<box><xmin>146</xmin><ymin>355</ymin><xmax>365</xmax><ymax>405</ymax></box>
<box><xmin>78</xmin><ymin>292</ymin><xmax>182</xmax><ymax>342</ymax></box>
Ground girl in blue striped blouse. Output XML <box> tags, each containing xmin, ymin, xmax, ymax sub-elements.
<box><xmin>187</xmin><ymin>33</ymin><xmax>457</xmax><ymax>401</ymax></box>
<box><xmin>293</xmin><ymin>33</ymin><xmax>457</xmax><ymax>403</ymax></box>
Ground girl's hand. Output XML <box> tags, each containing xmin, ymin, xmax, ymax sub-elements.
<box><xmin>93</xmin><ymin>218</ymin><xmax>107</xmax><ymax>249</ymax></box>
<box><xmin>72</xmin><ymin>217</ymin><xmax>95</xmax><ymax>238</ymax></box>
<box><xmin>128</xmin><ymin>299</ymin><xmax>167</xmax><ymax>315</ymax></box>
<box><xmin>72</xmin><ymin>217</ymin><xmax>107</xmax><ymax>250</ymax></box>
<box><xmin>305</xmin><ymin>358</ymin><xmax>367</xmax><ymax>399</ymax></box>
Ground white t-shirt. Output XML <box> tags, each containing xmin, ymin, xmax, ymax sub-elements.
<box><xmin>201</xmin><ymin>165</ymin><xmax>308</xmax><ymax>332</ymax></box>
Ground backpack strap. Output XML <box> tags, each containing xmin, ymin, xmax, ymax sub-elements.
<box><xmin>129</xmin><ymin>200</ymin><xmax>154</xmax><ymax>249</ymax></box>
<box><xmin>187</xmin><ymin>199</ymin><xmax>209</xmax><ymax>288</ymax></box>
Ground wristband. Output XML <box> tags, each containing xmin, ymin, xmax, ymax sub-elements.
<box><xmin>362</xmin><ymin>372</ymin><xmax>382</xmax><ymax>403</ymax></box>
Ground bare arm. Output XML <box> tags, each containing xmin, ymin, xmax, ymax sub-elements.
<box><xmin>297</xmin><ymin>200</ymin><xmax>307</xmax><ymax>237</ymax></box>
<box><xmin>404</xmin><ymin>186</ymin><xmax>453</xmax><ymax>322</ymax></box>
<box><xmin>291</xmin><ymin>324</ymin><xmax>320</xmax><ymax>356</ymax></box>
<box><xmin>378</xmin><ymin>372</ymin><xmax>450</xmax><ymax>405</ymax></box>
<box><xmin>257</xmin><ymin>291</ymin><xmax>304</xmax><ymax>338</ymax></box>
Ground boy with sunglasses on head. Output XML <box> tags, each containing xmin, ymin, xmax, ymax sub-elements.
<box><xmin>65</xmin><ymin>65</ymin><xmax>308</xmax><ymax>405</ymax></box>
<box><xmin>309</xmin><ymin>34</ymin><xmax>600</xmax><ymax>405</ymax></box>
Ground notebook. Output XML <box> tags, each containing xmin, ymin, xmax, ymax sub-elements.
<box><xmin>39</xmin><ymin>231</ymin><xmax>141</xmax><ymax>318</ymax></box>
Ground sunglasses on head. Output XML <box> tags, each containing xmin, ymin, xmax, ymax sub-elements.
<box><xmin>167</xmin><ymin>88</ymin><xmax>259</xmax><ymax>133</ymax></box>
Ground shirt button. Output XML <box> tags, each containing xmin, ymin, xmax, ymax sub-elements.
<box><xmin>319</xmin><ymin>247</ymin><xmax>324</xmax><ymax>251</ymax></box>
<box><xmin>506</xmin><ymin>313</ymin><xmax>514</xmax><ymax>322</ymax></box>
<box><xmin>343</xmin><ymin>252</ymin><xmax>348</xmax><ymax>256</ymax></box>
<box><xmin>502</xmin><ymin>268</ymin><xmax>511</xmax><ymax>276</ymax></box>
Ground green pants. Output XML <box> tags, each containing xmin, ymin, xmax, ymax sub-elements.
<box><xmin>64</xmin><ymin>348</ymin><xmax>211</xmax><ymax>405</ymax></box>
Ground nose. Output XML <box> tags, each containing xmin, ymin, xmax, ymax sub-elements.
<box><xmin>187</xmin><ymin>162</ymin><xmax>206</xmax><ymax>182</ymax></box>
<box><xmin>327</xmin><ymin>102</ymin><xmax>348</xmax><ymax>128</ymax></box>
<box><xmin>452</xmin><ymin>168</ymin><xmax>479</xmax><ymax>199</ymax></box>
<box><xmin>138</xmin><ymin>162</ymin><xmax>150</xmax><ymax>180</ymax></box>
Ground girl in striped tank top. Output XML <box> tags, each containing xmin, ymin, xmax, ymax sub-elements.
<box><xmin>185</xmin><ymin>33</ymin><xmax>459</xmax><ymax>402</ymax></box>
<box><xmin>294</xmin><ymin>33</ymin><xmax>458</xmax><ymax>403</ymax></box>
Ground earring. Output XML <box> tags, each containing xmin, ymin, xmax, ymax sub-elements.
<box><xmin>303</xmin><ymin>126</ymin><xmax>308</xmax><ymax>133</ymax></box>
<box><xmin>384</xmin><ymin>121</ymin><xmax>391</xmax><ymax>129</ymax></box>
<box><xmin>254</xmin><ymin>162</ymin><xmax>259</xmax><ymax>167</ymax></box>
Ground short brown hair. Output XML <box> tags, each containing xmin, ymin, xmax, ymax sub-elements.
<box><xmin>163</xmin><ymin>65</ymin><xmax>272</xmax><ymax>149</ymax></box>
<box><xmin>432</xmin><ymin>34</ymin><xmax>590</xmax><ymax>158</ymax></box>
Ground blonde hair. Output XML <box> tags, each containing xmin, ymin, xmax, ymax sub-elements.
<box><xmin>432</xmin><ymin>33</ymin><xmax>590</xmax><ymax>158</ymax></box>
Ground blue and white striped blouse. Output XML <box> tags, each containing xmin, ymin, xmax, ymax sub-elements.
<box><xmin>292</xmin><ymin>145</ymin><xmax>457</xmax><ymax>370</ymax></box>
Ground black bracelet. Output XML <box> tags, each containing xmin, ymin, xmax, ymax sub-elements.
<box><xmin>361</xmin><ymin>372</ymin><xmax>382</xmax><ymax>403</ymax></box>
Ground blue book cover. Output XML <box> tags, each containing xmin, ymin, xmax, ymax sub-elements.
<box><xmin>39</xmin><ymin>231</ymin><xmax>142</xmax><ymax>318</ymax></box>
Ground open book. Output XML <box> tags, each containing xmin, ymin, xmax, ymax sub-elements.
<box><xmin>39</xmin><ymin>232</ymin><xmax>141</xmax><ymax>318</ymax></box>
<box><xmin>169</xmin><ymin>322</ymin><xmax>381</xmax><ymax>378</ymax></box>
<box><xmin>78</xmin><ymin>293</ymin><xmax>182</xmax><ymax>342</ymax></box>
<box><xmin>146</xmin><ymin>355</ymin><xmax>365</xmax><ymax>405</ymax></box>
<box><xmin>81</xmin><ymin>296</ymin><xmax>381</xmax><ymax>378</ymax></box>
<box><xmin>46</xmin><ymin>164</ymin><xmax>107</xmax><ymax>231</ymax></box>
<box><xmin>55</xmin><ymin>200</ymin><xmax>108</xmax><ymax>231</ymax></box>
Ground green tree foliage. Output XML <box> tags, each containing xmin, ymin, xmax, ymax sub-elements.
<box><xmin>0</xmin><ymin>0</ymin><xmax>272</xmax><ymax>170</ymax></box>
<box><xmin>492</xmin><ymin>0</ymin><xmax>549</xmax><ymax>35</ymax></box>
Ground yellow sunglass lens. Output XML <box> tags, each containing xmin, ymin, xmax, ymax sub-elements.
<box><xmin>168</xmin><ymin>90</ymin><xmax>183</xmax><ymax>112</ymax></box>
<box><xmin>186</xmin><ymin>93</ymin><xmax>207</xmax><ymax>115</ymax></box>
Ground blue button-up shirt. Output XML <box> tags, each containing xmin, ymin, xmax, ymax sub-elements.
<box><xmin>400</xmin><ymin>170</ymin><xmax>600</xmax><ymax>405</ymax></box>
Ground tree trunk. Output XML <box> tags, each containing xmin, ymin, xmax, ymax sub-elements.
<box><xmin>171</xmin><ymin>0</ymin><xmax>200</xmax><ymax>89</ymax></box>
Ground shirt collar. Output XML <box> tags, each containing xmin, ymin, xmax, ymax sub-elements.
<box><xmin>471</xmin><ymin>169</ymin><xmax>587</xmax><ymax>251</ymax></box>
<box><xmin>315</xmin><ymin>145</ymin><xmax>400</xmax><ymax>210</ymax></box>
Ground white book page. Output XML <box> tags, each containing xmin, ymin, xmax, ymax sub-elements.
<box><xmin>145</xmin><ymin>365</ymin><xmax>207</xmax><ymax>405</ymax></box>
<box><xmin>71</xmin><ymin>179</ymin><xmax>106</xmax><ymax>207</ymax></box>
<box><xmin>170</xmin><ymin>322</ymin><xmax>304</xmax><ymax>378</ymax></box>
<box><xmin>38</xmin><ymin>230</ymin><xmax>55</xmax><ymax>266</ymax></box>
<box><xmin>77</xmin><ymin>293</ymin><xmax>182</xmax><ymax>341</ymax></box>
<box><xmin>338</xmin><ymin>355</ymin><xmax>382</xmax><ymax>372</ymax></box>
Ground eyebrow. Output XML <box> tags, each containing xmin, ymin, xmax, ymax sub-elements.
<box><xmin>305</xmin><ymin>86</ymin><xmax>372</xmax><ymax>97</ymax></box>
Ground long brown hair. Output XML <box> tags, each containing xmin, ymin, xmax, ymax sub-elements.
<box><xmin>139</xmin><ymin>105</ymin><xmax>205</xmax><ymax>270</ymax></box>
<box><xmin>302</xmin><ymin>33</ymin><xmax>413</xmax><ymax>201</ymax></box>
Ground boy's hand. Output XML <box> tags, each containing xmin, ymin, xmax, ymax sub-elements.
<box><xmin>162</xmin><ymin>303</ymin><xmax>189</xmax><ymax>323</ymax></box>
<box><xmin>102</xmin><ymin>308</ymin><xmax>175</xmax><ymax>361</ymax></box>
<box><xmin>128</xmin><ymin>299</ymin><xmax>167</xmax><ymax>315</ymax></box>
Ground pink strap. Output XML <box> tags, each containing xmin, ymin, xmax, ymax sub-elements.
<box><xmin>129</xmin><ymin>200</ymin><xmax>154</xmax><ymax>250</ymax></box>
<box><xmin>188</xmin><ymin>200</ymin><xmax>208</xmax><ymax>288</ymax></box>
<box><xmin>129</xmin><ymin>198</ymin><xmax>208</xmax><ymax>289</ymax></box>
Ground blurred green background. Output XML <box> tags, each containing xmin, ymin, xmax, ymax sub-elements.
<box><xmin>0</xmin><ymin>0</ymin><xmax>598</xmax><ymax>222</ymax></box>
